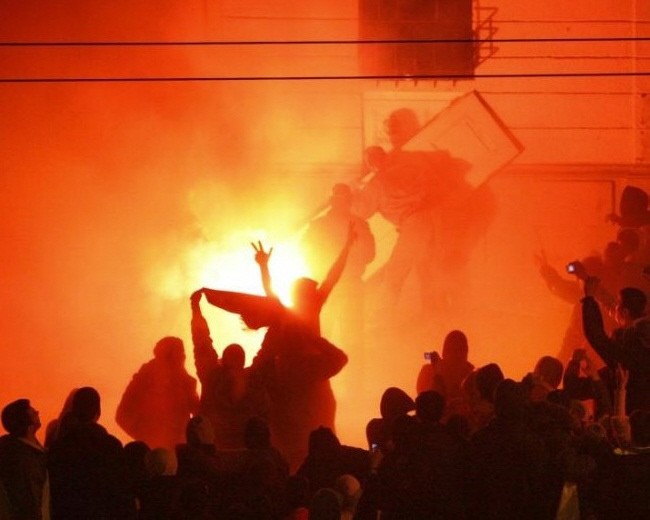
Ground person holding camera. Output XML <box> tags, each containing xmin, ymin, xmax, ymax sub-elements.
<box><xmin>582</xmin><ymin>277</ymin><xmax>650</xmax><ymax>414</ymax></box>
<box><xmin>416</xmin><ymin>330</ymin><xmax>474</xmax><ymax>417</ymax></box>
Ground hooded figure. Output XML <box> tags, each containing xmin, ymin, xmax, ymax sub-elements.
<box><xmin>116</xmin><ymin>337</ymin><xmax>199</xmax><ymax>449</ymax></box>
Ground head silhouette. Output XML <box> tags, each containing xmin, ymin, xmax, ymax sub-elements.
<box><xmin>71</xmin><ymin>386</ymin><xmax>101</xmax><ymax>423</ymax></box>
<box><xmin>186</xmin><ymin>415</ymin><xmax>215</xmax><ymax>446</ymax></box>
<box><xmin>442</xmin><ymin>330</ymin><xmax>469</xmax><ymax>364</ymax></box>
<box><xmin>533</xmin><ymin>356</ymin><xmax>564</xmax><ymax>390</ymax></box>
<box><xmin>415</xmin><ymin>391</ymin><xmax>445</xmax><ymax>424</ymax></box>
<box><xmin>291</xmin><ymin>277</ymin><xmax>319</xmax><ymax>311</ymax></box>
<box><xmin>385</xmin><ymin>108</ymin><xmax>420</xmax><ymax>149</ymax></box>
<box><xmin>380</xmin><ymin>387</ymin><xmax>415</xmax><ymax>422</ymax></box>
<box><xmin>222</xmin><ymin>343</ymin><xmax>245</xmax><ymax>370</ymax></box>
<box><xmin>475</xmin><ymin>363</ymin><xmax>505</xmax><ymax>403</ymax></box>
<box><xmin>1</xmin><ymin>399</ymin><xmax>37</xmax><ymax>436</ymax></box>
<box><xmin>308</xmin><ymin>426</ymin><xmax>341</xmax><ymax>456</ymax></box>
<box><xmin>618</xmin><ymin>287</ymin><xmax>647</xmax><ymax>321</ymax></box>
<box><xmin>153</xmin><ymin>336</ymin><xmax>186</xmax><ymax>366</ymax></box>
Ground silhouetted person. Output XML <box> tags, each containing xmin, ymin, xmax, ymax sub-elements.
<box><xmin>190</xmin><ymin>290</ymin><xmax>270</xmax><ymax>449</ymax></box>
<box><xmin>44</xmin><ymin>387</ymin><xmax>77</xmax><ymax>450</ymax></box>
<box><xmin>468</xmin><ymin>379</ymin><xmax>548</xmax><ymax>520</ymax></box>
<box><xmin>615</xmin><ymin>228</ymin><xmax>650</xmax><ymax>302</ymax></box>
<box><xmin>460</xmin><ymin>363</ymin><xmax>504</xmax><ymax>433</ymax></box>
<box><xmin>252</xmin><ymin>221</ymin><xmax>356</xmax><ymax>336</ymax></box>
<box><xmin>123</xmin><ymin>440</ymin><xmax>150</xmax><ymax>514</ymax></box>
<box><xmin>371</xmin><ymin>413</ymin><xmax>440</xmax><ymax>519</ymax></box>
<box><xmin>250</xmin><ymin>241</ymin><xmax>349</xmax><ymax>469</ymax></box>
<box><xmin>0</xmin><ymin>399</ymin><xmax>49</xmax><ymax>520</ymax></box>
<box><xmin>235</xmin><ymin>417</ymin><xmax>289</xmax><ymax>519</ymax></box>
<box><xmin>414</xmin><ymin>391</ymin><xmax>468</xmax><ymax>519</ymax></box>
<box><xmin>416</xmin><ymin>330</ymin><xmax>474</xmax><ymax>416</ymax></box>
<box><xmin>537</xmin><ymin>253</ymin><xmax>612</xmax><ymax>369</ymax></box>
<box><xmin>356</xmin><ymin>109</ymin><xmax>494</xmax><ymax>321</ymax></box>
<box><xmin>582</xmin><ymin>278</ymin><xmax>650</xmax><ymax>413</ymax></box>
<box><xmin>139</xmin><ymin>447</ymin><xmax>183</xmax><ymax>520</ymax></box>
<box><xmin>364</xmin><ymin>386</ymin><xmax>415</xmax><ymax>455</ymax></box>
<box><xmin>308</xmin><ymin>488</ymin><xmax>342</xmax><ymax>520</ymax></box>
<box><xmin>302</xmin><ymin>183</ymin><xmax>375</xmax><ymax>351</ymax></box>
<box><xmin>562</xmin><ymin>348</ymin><xmax>612</xmax><ymax>420</ymax></box>
<box><xmin>175</xmin><ymin>416</ymin><xmax>225</xmax><ymax>518</ymax></box>
<box><xmin>609</xmin><ymin>185</ymin><xmax>650</xmax><ymax>265</ymax></box>
<box><xmin>48</xmin><ymin>386</ymin><xmax>134</xmax><ymax>520</ymax></box>
<box><xmin>116</xmin><ymin>336</ymin><xmax>199</xmax><ymax>449</ymax></box>
<box><xmin>596</xmin><ymin>409</ymin><xmax>650</xmax><ymax>519</ymax></box>
<box><xmin>296</xmin><ymin>427</ymin><xmax>370</xmax><ymax>499</ymax></box>
<box><xmin>283</xmin><ymin>475</ymin><xmax>310</xmax><ymax>520</ymax></box>
<box><xmin>522</xmin><ymin>355</ymin><xmax>564</xmax><ymax>403</ymax></box>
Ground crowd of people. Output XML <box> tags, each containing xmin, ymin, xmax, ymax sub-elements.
<box><xmin>2</xmin><ymin>231</ymin><xmax>650</xmax><ymax>518</ymax></box>
<box><xmin>1</xmin><ymin>112</ymin><xmax>650</xmax><ymax>518</ymax></box>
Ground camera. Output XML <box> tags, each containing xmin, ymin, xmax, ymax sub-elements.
<box><xmin>424</xmin><ymin>351</ymin><xmax>441</xmax><ymax>362</ymax></box>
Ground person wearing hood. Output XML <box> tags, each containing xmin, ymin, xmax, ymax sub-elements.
<box><xmin>417</xmin><ymin>330</ymin><xmax>474</xmax><ymax>416</ymax></box>
<box><xmin>116</xmin><ymin>336</ymin><xmax>199</xmax><ymax>450</ymax></box>
<box><xmin>48</xmin><ymin>387</ymin><xmax>134</xmax><ymax>520</ymax></box>
<box><xmin>582</xmin><ymin>277</ymin><xmax>650</xmax><ymax>413</ymax></box>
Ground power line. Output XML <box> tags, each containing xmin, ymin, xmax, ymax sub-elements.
<box><xmin>1</xmin><ymin>36</ymin><xmax>650</xmax><ymax>47</ymax></box>
<box><xmin>2</xmin><ymin>71</ymin><xmax>650</xmax><ymax>84</ymax></box>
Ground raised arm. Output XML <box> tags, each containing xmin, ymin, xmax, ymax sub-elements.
<box><xmin>190</xmin><ymin>289</ymin><xmax>220</xmax><ymax>383</ymax></box>
<box><xmin>318</xmin><ymin>222</ymin><xmax>357</xmax><ymax>302</ymax></box>
<box><xmin>252</xmin><ymin>240</ymin><xmax>275</xmax><ymax>297</ymax></box>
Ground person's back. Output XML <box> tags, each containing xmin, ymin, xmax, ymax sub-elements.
<box><xmin>175</xmin><ymin>416</ymin><xmax>226</xmax><ymax>517</ymax></box>
<box><xmin>417</xmin><ymin>331</ymin><xmax>474</xmax><ymax>416</ymax></box>
<box><xmin>48</xmin><ymin>387</ymin><xmax>134</xmax><ymax>520</ymax></box>
<box><xmin>191</xmin><ymin>291</ymin><xmax>271</xmax><ymax>450</ymax></box>
<box><xmin>235</xmin><ymin>418</ymin><xmax>289</xmax><ymax>519</ymax></box>
<box><xmin>138</xmin><ymin>448</ymin><xmax>184</xmax><ymax>520</ymax></box>
<box><xmin>116</xmin><ymin>337</ymin><xmax>199</xmax><ymax>449</ymax></box>
<box><xmin>594</xmin><ymin>410</ymin><xmax>650</xmax><ymax>519</ymax></box>
<box><xmin>467</xmin><ymin>380</ymin><xmax>547</xmax><ymax>520</ymax></box>
<box><xmin>296</xmin><ymin>427</ymin><xmax>370</xmax><ymax>500</ymax></box>
<box><xmin>255</xmin><ymin>322</ymin><xmax>348</xmax><ymax>470</ymax></box>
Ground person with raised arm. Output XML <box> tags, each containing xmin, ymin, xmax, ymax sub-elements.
<box><xmin>582</xmin><ymin>276</ymin><xmax>650</xmax><ymax>414</ymax></box>
<box><xmin>251</xmin><ymin>221</ymin><xmax>357</xmax><ymax>336</ymax></box>
<box><xmin>247</xmin><ymin>233</ymin><xmax>353</xmax><ymax>470</ymax></box>
<box><xmin>189</xmin><ymin>289</ymin><xmax>270</xmax><ymax>450</ymax></box>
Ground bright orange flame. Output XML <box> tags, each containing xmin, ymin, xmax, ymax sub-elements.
<box><xmin>156</xmin><ymin>230</ymin><xmax>309</xmax><ymax>304</ymax></box>
<box><xmin>151</xmin><ymin>229</ymin><xmax>311</xmax><ymax>366</ymax></box>
<box><xmin>195</xmin><ymin>233</ymin><xmax>310</xmax><ymax>307</ymax></box>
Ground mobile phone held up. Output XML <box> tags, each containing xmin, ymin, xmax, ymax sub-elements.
<box><xmin>424</xmin><ymin>351</ymin><xmax>441</xmax><ymax>362</ymax></box>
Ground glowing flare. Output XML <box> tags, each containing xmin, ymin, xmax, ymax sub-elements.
<box><xmin>155</xmin><ymin>230</ymin><xmax>310</xmax><ymax>307</ymax></box>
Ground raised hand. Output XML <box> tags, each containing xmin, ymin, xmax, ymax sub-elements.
<box><xmin>190</xmin><ymin>289</ymin><xmax>203</xmax><ymax>309</ymax></box>
<box><xmin>251</xmin><ymin>240</ymin><xmax>273</xmax><ymax>267</ymax></box>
